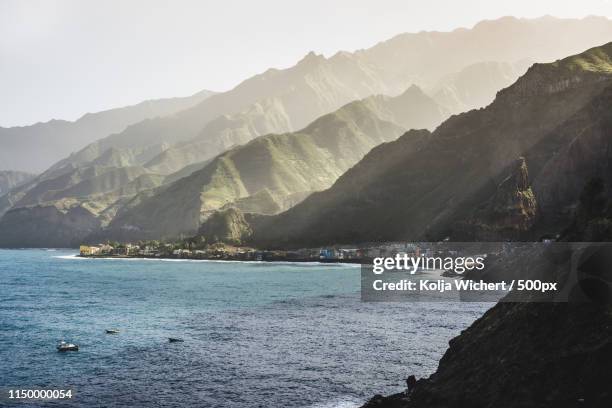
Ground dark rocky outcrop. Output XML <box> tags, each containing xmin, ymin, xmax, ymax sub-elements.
<box><xmin>457</xmin><ymin>157</ymin><xmax>538</xmax><ymax>240</ymax></box>
<box><xmin>361</xmin><ymin>177</ymin><xmax>612</xmax><ymax>408</ymax></box>
<box><xmin>482</xmin><ymin>157</ymin><xmax>538</xmax><ymax>230</ymax></box>
<box><xmin>362</xmin><ymin>302</ymin><xmax>612</xmax><ymax>408</ymax></box>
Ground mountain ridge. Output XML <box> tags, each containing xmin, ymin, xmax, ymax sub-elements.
<box><xmin>0</xmin><ymin>90</ymin><xmax>215</xmax><ymax>173</ymax></box>
<box><xmin>243</xmin><ymin>42</ymin><xmax>612</xmax><ymax>248</ymax></box>
<box><xmin>92</xmin><ymin>88</ymin><xmax>445</xmax><ymax>242</ymax></box>
<box><xmin>4</xmin><ymin>17</ymin><xmax>612</xmax><ymax>247</ymax></box>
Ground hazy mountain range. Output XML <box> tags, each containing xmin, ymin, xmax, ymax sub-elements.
<box><xmin>0</xmin><ymin>90</ymin><xmax>215</xmax><ymax>173</ymax></box>
<box><xmin>2</xmin><ymin>16</ymin><xmax>612</xmax><ymax>248</ymax></box>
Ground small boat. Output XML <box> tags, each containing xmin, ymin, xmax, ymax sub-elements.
<box><xmin>106</xmin><ymin>329</ymin><xmax>120</xmax><ymax>334</ymax></box>
<box><xmin>168</xmin><ymin>337</ymin><xmax>184</xmax><ymax>343</ymax></box>
<box><xmin>57</xmin><ymin>341</ymin><xmax>79</xmax><ymax>352</ymax></box>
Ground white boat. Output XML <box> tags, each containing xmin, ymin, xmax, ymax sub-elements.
<box><xmin>57</xmin><ymin>341</ymin><xmax>79</xmax><ymax>352</ymax></box>
<box><xmin>106</xmin><ymin>329</ymin><xmax>120</xmax><ymax>334</ymax></box>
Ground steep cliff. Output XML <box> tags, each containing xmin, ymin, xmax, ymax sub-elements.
<box><xmin>362</xmin><ymin>302</ymin><xmax>612</xmax><ymax>408</ymax></box>
<box><xmin>457</xmin><ymin>157</ymin><xmax>538</xmax><ymax>240</ymax></box>
<box><xmin>361</xmin><ymin>176</ymin><xmax>612</xmax><ymax>408</ymax></box>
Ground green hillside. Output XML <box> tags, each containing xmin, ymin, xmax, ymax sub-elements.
<box><xmin>99</xmin><ymin>93</ymin><xmax>425</xmax><ymax>240</ymax></box>
<box><xmin>143</xmin><ymin>97</ymin><xmax>293</xmax><ymax>174</ymax></box>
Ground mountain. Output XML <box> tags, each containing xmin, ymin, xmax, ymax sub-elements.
<box><xmin>3</xmin><ymin>16</ymin><xmax>612</xmax><ymax>248</ymax></box>
<box><xmin>0</xmin><ymin>85</ymin><xmax>445</xmax><ymax>247</ymax></box>
<box><xmin>45</xmin><ymin>17</ymin><xmax>612</xmax><ymax>175</ymax></box>
<box><xmin>0</xmin><ymin>90</ymin><xmax>215</xmax><ymax>173</ymax></box>
<box><xmin>142</xmin><ymin>97</ymin><xmax>295</xmax><ymax>175</ymax></box>
<box><xmin>243</xmin><ymin>42</ymin><xmax>612</xmax><ymax>248</ymax></box>
<box><xmin>144</xmin><ymin>85</ymin><xmax>448</xmax><ymax>176</ymax></box>
<box><xmin>0</xmin><ymin>166</ymin><xmax>168</xmax><ymax>248</ymax></box>
<box><xmin>0</xmin><ymin>171</ymin><xmax>36</xmax><ymax>196</ymax></box>
<box><xmin>94</xmin><ymin>88</ymin><xmax>445</xmax><ymax>241</ymax></box>
<box><xmin>358</xmin><ymin>15</ymin><xmax>612</xmax><ymax>90</ymax></box>
<box><xmin>53</xmin><ymin>51</ymin><xmax>394</xmax><ymax>174</ymax></box>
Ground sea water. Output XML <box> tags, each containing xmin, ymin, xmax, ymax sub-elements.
<box><xmin>0</xmin><ymin>249</ymin><xmax>491</xmax><ymax>407</ymax></box>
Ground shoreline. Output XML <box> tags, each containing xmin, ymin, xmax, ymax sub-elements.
<box><xmin>72</xmin><ymin>253</ymin><xmax>366</xmax><ymax>266</ymax></box>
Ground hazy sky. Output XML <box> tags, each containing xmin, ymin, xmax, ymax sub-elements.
<box><xmin>2</xmin><ymin>0</ymin><xmax>612</xmax><ymax>127</ymax></box>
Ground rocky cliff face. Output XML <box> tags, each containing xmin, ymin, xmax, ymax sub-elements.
<box><xmin>457</xmin><ymin>157</ymin><xmax>538</xmax><ymax>240</ymax></box>
<box><xmin>362</xmin><ymin>182</ymin><xmax>612</xmax><ymax>408</ymax></box>
<box><xmin>490</xmin><ymin>157</ymin><xmax>537</xmax><ymax>230</ymax></box>
<box><xmin>362</xmin><ymin>302</ymin><xmax>612</xmax><ymax>408</ymax></box>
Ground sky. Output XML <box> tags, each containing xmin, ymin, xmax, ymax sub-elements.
<box><xmin>1</xmin><ymin>0</ymin><xmax>612</xmax><ymax>127</ymax></box>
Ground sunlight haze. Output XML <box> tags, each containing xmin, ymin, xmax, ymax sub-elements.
<box><xmin>1</xmin><ymin>0</ymin><xmax>612</xmax><ymax>126</ymax></box>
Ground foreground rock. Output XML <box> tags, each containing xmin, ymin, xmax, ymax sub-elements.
<box><xmin>362</xmin><ymin>185</ymin><xmax>612</xmax><ymax>408</ymax></box>
<box><xmin>361</xmin><ymin>302</ymin><xmax>612</xmax><ymax>408</ymax></box>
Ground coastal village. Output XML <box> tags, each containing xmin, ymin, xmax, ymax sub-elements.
<box><xmin>79</xmin><ymin>241</ymin><xmax>427</xmax><ymax>263</ymax></box>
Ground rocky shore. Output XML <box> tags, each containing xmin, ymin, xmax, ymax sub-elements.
<box><xmin>78</xmin><ymin>252</ymin><xmax>364</xmax><ymax>264</ymax></box>
<box><xmin>361</xmin><ymin>302</ymin><xmax>612</xmax><ymax>408</ymax></box>
<box><xmin>360</xmin><ymin>241</ymin><xmax>612</xmax><ymax>407</ymax></box>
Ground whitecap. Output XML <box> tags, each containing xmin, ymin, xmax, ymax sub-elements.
<box><xmin>304</xmin><ymin>398</ymin><xmax>362</xmax><ymax>408</ymax></box>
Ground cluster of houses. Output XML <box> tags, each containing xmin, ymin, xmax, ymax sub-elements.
<box><xmin>80</xmin><ymin>243</ymin><xmax>198</xmax><ymax>258</ymax></box>
<box><xmin>79</xmin><ymin>241</ymin><xmax>427</xmax><ymax>262</ymax></box>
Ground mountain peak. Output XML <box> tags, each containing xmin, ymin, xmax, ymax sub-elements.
<box><xmin>297</xmin><ymin>51</ymin><xmax>325</xmax><ymax>66</ymax></box>
<box><xmin>399</xmin><ymin>84</ymin><xmax>426</xmax><ymax>97</ymax></box>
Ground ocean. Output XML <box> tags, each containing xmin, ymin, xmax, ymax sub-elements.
<box><xmin>0</xmin><ymin>249</ymin><xmax>491</xmax><ymax>407</ymax></box>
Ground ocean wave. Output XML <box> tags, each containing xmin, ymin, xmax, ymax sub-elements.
<box><xmin>304</xmin><ymin>398</ymin><xmax>361</xmax><ymax>408</ymax></box>
<box><xmin>53</xmin><ymin>254</ymin><xmax>81</xmax><ymax>260</ymax></box>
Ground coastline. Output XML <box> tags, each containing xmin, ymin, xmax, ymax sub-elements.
<box><xmin>71</xmin><ymin>253</ymin><xmax>365</xmax><ymax>267</ymax></box>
